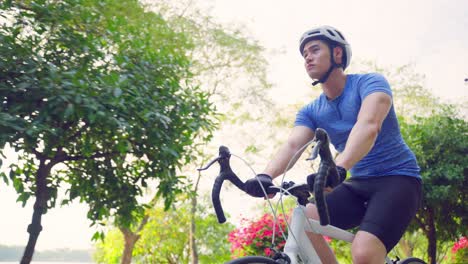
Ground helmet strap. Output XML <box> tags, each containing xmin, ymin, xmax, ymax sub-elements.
<box><xmin>312</xmin><ymin>63</ymin><xmax>335</xmax><ymax>86</ymax></box>
<box><xmin>311</xmin><ymin>44</ymin><xmax>338</xmax><ymax>86</ymax></box>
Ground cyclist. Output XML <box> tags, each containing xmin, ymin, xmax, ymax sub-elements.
<box><xmin>244</xmin><ymin>25</ymin><xmax>422</xmax><ymax>264</ymax></box>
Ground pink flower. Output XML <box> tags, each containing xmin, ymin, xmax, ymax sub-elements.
<box><xmin>264</xmin><ymin>247</ymin><xmax>273</xmax><ymax>256</ymax></box>
<box><xmin>452</xmin><ymin>237</ymin><xmax>468</xmax><ymax>253</ymax></box>
<box><xmin>228</xmin><ymin>213</ymin><xmax>288</xmax><ymax>257</ymax></box>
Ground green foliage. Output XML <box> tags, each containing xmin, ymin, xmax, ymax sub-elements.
<box><xmin>400</xmin><ymin>107</ymin><xmax>468</xmax><ymax>240</ymax></box>
<box><xmin>400</xmin><ymin>106</ymin><xmax>467</xmax><ymax>263</ymax></box>
<box><xmin>391</xmin><ymin>229</ymin><xmax>457</xmax><ymax>263</ymax></box>
<box><xmin>450</xmin><ymin>237</ymin><xmax>468</xmax><ymax>264</ymax></box>
<box><xmin>325</xmin><ymin>234</ymin><xmax>352</xmax><ymax>263</ymax></box>
<box><xmin>150</xmin><ymin>0</ymin><xmax>270</xmax><ymax>99</ymax></box>
<box><xmin>1</xmin><ymin>0</ymin><xmax>216</xmax><ymax>228</ymax></box>
<box><xmin>142</xmin><ymin>0</ymin><xmax>273</xmax><ymax>130</ymax></box>
<box><xmin>93</xmin><ymin>195</ymin><xmax>234</xmax><ymax>263</ymax></box>
<box><xmin>93</xmin><ymin>229</ymin><xmax>125</xmax><ymax>264</ymax></box>
<box><xmin>389</xmin><ymin>229</ymin><xmax>430</xmax><ymax>262</ymax></box>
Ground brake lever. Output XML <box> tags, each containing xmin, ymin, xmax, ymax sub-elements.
<box><xmin>197</xmin><ymin>156</ymin><xmax>220</xmax><ymax>171</ymax></box>
<box><xmin>307</xmin><ymin>128</ymin><xmax>331</xmax><ymax>162</ymax></box>
<box><xmin>201</xmin><ymin>145</ymin><xmax>237</xmax><ymax>224</ymax></box>
<box><xmin>198</xmin><ymin>145</ymin><xmax>231</xmax><ymax>171</ymax></box>
<box><xmin>307</xmin><ymin>140</ymin><xmax>322</xmax><ymax>161</ymax></box>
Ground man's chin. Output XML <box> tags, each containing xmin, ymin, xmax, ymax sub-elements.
<box><xmin>307</xmin><ymin>72</ymin><xmax>321</xmax><ymax>80</ymax></box>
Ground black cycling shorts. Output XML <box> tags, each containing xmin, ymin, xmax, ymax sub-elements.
<box><xmin>325</xmin><ymin>175</ymin><xmax>422</xmax><ymax>252</ymax></box>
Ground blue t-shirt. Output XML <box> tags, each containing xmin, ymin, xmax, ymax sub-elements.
<box><xmin>295</xmin><ymin>73</ymin><xmax>420</xmax><ymax>179</ymax></box>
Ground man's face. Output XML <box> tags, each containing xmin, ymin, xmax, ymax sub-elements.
<box><xmin>302</xmin><ymin>40</ymin><xmax>332</xmax><ymax>79</ymax></box>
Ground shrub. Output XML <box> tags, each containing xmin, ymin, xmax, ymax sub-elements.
<box><xmin>228</xmin><ymin>213</ymin><xmax>288</xmax><ymax>257</ymax></box>
<box><xmin>451</xmin><ymin>237</ymin><xmax>468</xmax><ymax>263</ymax></box>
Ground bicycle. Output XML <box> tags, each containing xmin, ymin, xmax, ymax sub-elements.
<box><xmin>198</xmin><ymin>128</ymin><xmax>426</xmax><ymax>264</ymax></box>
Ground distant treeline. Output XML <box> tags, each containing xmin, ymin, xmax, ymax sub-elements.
<box><xmin>0</xmin><ymin>245</ymin><xmax>92</xmax><ymax>261</ymax></box>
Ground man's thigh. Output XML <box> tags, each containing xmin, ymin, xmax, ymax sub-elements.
<box><xmin>360</xmin><ymin>176</ymin><xmax>421</xmax><ymax>252</ymax></box>
<box><xmin>326</xmin><ymin>183</ymin><xmax>367</xmax><ymax>229</ymax></box>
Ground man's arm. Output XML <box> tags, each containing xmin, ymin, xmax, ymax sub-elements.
<box><xmin>262</xmin><ymin>126</ymin><xmax>315</xmax><ymax>179</ymax></box>
<box><xmin>335</xmin><ymin>92</ymin><xmax>392</xmax><ymax>170</ymax></box>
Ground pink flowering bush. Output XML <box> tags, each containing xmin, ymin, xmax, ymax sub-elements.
<box><xmin>228</xmin><ymin>212</ymin><xmax>334</xmax><ymax>259</ymax></box>
<box><xmin>228</xmin><ymin>213</ymin><xmax>288</xmax><ymax>257</ymax></box>
<box><xmin>451</xmin><ymin>236</ymin><xmax>468</xmax><ymax>263</ymax></box>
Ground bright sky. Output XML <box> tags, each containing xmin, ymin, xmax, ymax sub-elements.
<box><xmin>1</xmin><ymin>0</ymin><xmax>467</xmax><ymax>251</ymax></box>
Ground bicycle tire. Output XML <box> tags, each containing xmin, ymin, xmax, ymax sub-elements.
<box><xmin>398</xmin><ymin>257</ymin><xmax>427</xmax><ymax>264</ymax></box>
<box><xmin>225</xmin><ymin>256</ymin><xmax>278</xmax><ymax>264</ymax></box>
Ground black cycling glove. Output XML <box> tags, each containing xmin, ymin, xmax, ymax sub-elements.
<box><xmin>307</xmin><ymin>166</ymin><xmax>347</xmax><ymax>191</ymax></box>
<box><xmin>244</xmin><ymin>174</ymin><xmax>274</xmax><ymax>197</ymax></box>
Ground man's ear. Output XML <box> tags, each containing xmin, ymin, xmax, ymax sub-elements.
<box><xmin>333</xmin><ymin>46</ymin><xmax>344</xmax><ymax>65</ymax></box>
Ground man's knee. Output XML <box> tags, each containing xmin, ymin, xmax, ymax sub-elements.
<box><xmin>351</xmin><ymin>231</ymin><xmax>386</xmax><ymax>264</ymax></box>
<box><xmin>351</xmin><ymin>245</ymin><xmax>374</xmax><ymax>264</ymax></box>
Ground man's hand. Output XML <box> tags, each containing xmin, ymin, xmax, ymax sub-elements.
<box><xmin>307</xmin><ymin>166</ymin><xmax>347</xmax><ymax>192</ymax></box>
<box><xmin>244</xmin><ymin>174</ymin><xmax>275</xmax><ymax>198</ymax></box>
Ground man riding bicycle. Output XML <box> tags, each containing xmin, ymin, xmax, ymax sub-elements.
<box><xmin>244</xmin><ymin>26</ymin><xmax>422</xmax><ymax>264</ymax></box>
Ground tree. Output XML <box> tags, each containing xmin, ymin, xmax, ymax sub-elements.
<box><xmin>400</xmin><ymin>106</ymin><xmax>468</xmax><ymax>264</ymax></box>
<box><xmin>93</xmin><ymin>195</ymin><xmax>234</xmax><ymax>263</ymax></box>
<box><xmin>0</xmin><ymin>0</ymin><xmax>215</xmax><ymax>262</ymax></box>
<box><xmin>104</xmin><ymin>1</ymin><xmax>274</xmax><ymax>263</ymax></box>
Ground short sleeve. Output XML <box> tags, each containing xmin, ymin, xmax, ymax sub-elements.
<box><xmin>358</xmin><ymin>73</ymin><xmax>393</xmax><ymax>100</ymax></box>
<box><xmin>294</xmin><ymin>103</ymin><xmax>317</xmax><ymax>131</ymax></box>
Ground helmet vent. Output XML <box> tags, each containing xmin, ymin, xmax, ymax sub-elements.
<box><xmin>308</xmin><ymin>30</ymin><xmax>320</xmax><ymax>36</ymax></box>
<box><xmin>327</xmin><ymin>30</ymin><xmax>336</xmax><ymax>37</ymax></box>
<box><xmin>336</xmin><ymin>31</ymin><xmax>345</xmax><ymax>40</ymax></box>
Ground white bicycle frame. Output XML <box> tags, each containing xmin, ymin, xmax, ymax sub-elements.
<box><xmin>205</xmin><ymin>140</ymin><xmax>424</xmax><ymax>264</ymax></box>
<box><xmin>282</xmin><ymin>205</ymin><xmax>393</xmax><ymax>264</ymax></box>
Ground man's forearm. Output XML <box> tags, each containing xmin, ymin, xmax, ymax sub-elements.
<box><xmin>263</xmin><ymin>143</ymin><xmax>305</xmax><ymax>179</ymax></box>
<box><xmin>261</xmin><ymin>126</ymin><xmax>315</xmax><ymax>179</ymax></box>
<box><xmin>336</xmin><ymin>121</ymin><xmax>379</xmax><ymax>170</ymax></box>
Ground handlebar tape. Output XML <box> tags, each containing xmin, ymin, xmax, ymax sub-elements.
<box><xmin>212</xmin><ymin>170</ymin><xmax>246</xmax><ymax>224</ymax></box>
<box><xmin>212</xmin><ymin>176</ymin><xmax>227</xmax><ymax>223</ymax></box>
<box><xmin>313</xmin><ymin>128</ymin><xmax>337</xmax><ymax>226</ymax></box>
<box><xmin>314</xmin><ymin>163</ymin><xmax>330</xmax><ymax>226</ymax></box>
<box><xmin>212</xmin><ymin>146</ymin><xmax>246</xmax><ymax>224</ymax></box>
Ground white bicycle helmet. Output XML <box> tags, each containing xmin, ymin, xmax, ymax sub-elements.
<box><xmin>299</xmin><ymin>25</ymin><xmax>352</xmax><ymax>69</ymax></box>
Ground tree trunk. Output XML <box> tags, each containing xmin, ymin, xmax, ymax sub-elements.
<box><xmin>189</xmin><ymin>194</ymin><xmax>199</xmax><ymax>264</ymax></box>
<box><xmin>426</xmin><ymin>209</ymin><xmax>437</xmax><ymax>264</ymax></box>
<box><xmin>21</xmin><ymin>161</ymin><xmax>52</xmax><ymax>264</ymax></box>
<box><xmin>189</xmin><ymin>172</ymin><xmax>202</xmax><ymax>264</ymax></box>
<box><xmin>119</xmin><ymin>213</ymin><xmax>149</xmax><ymax>264</ymax></box>
<box><xmin>120</xmin><ymin>227</ymin><xmax>140</xmax><ymax>264</ymax></box>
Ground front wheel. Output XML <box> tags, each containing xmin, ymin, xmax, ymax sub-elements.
<box><xmin>398</xmin><ymin>257</ymin><xmax>427</xmax><ymax>264</ymax></box>
<box><xmin>225</xmin><ymin>256</ymin><xmax>279</xmax><ymax>264</ymax></box>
